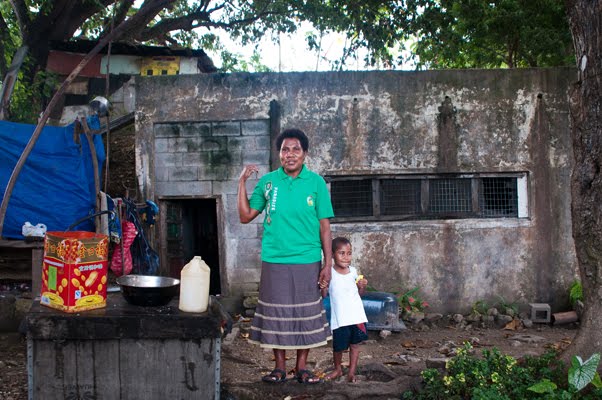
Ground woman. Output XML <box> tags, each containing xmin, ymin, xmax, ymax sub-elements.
<box><xmin>238</xmin><ymin>128</ymin><xmax>333</xmax><ymax>384</ymax></box>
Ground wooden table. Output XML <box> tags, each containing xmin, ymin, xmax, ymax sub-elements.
<box><xmin>0</xmin><ymin>239</ymin><xmax>44</xmax><ymax>294</ymax></box>
<box><xmin>25</xmin><ymin>294</ymin><xmax>223</xmax><ymax>400</ymax></box>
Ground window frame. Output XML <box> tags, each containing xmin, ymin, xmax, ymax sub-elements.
<box><xmin>326</xmin><ymin>172</ymin><xmax>527</xmax><ymax>223</ymax></box>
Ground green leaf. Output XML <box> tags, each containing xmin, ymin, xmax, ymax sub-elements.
<box><xmin>568</xmin><ymin>353</ymin><xmax>601</xmax><ymax>392</ymax></box>
<box><xmin>591</xmin><ymin>372</ymin><xmax>602</xmax><ymax>389</ymax></box>
<box><xmin>528</xmin><ymin>378</ymin><xmax>557</xmax><ymax>394</ymax></box>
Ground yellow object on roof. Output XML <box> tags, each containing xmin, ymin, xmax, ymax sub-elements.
<box><xmin>140</xmin><ymin>56</ymin><xmax>180</xmax><ymax>76</ymax></box>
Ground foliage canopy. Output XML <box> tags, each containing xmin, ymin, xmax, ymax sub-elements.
<box><xmin>0</xmin><ymin>0</ymin><xmax>573</xmax><ymax>122</ymax></box>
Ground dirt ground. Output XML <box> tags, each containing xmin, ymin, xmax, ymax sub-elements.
<box><xmin>0</xmin><ymin>320</ymin><xmax>577</xmax><ymax>400</ymax></box>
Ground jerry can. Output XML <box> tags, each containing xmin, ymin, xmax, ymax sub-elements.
<box><xmin>179</xmin><ymin>256</ymin><xmax>210</xmax><ymax>312</ymax></box>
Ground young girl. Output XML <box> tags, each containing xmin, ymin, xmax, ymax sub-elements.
<box><xmin>320</xmin><ymin>237</ymin><xmax>368</xmax><ymax>383</ymax></box>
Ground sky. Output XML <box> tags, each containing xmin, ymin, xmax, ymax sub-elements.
<box><xmin>206</xmin><ymin>23</ymin><xmax>364</xmax><ymax>72</ymax></box>
<box><xmin>204</xmin><ymin>22</ymin><xmax>413</xmax><ymax>73</ymax></box>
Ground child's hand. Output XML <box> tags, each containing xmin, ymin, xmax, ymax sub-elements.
<box><xmin>356</xmin><ymin>275</ymin><xmax>368</xmax><ymax>289</ymax></box>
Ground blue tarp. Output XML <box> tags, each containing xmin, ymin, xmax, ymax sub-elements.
<box><xmin>0</xmin><ymin>117</ymin><xmax>105</xmax><ymax>239</ymax></box>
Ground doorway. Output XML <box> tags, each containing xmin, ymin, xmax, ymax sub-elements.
<box><xmin>164</xmin><ymin>198</ymin><xmax>221</xmax><ymax>295</ymax></box>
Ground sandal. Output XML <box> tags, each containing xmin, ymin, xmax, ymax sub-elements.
<box><xmin>261</xmin><ymin>368</ymin><xmax>287</xmax><ymax>383</ymax></box>
<box><xmin>295</xmin><ymin>369</ymin><xmax>322</xmax><ymax>384</ymax></box>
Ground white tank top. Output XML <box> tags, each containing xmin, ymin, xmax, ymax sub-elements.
<box><xmin>328</xmin><ymin>266</ymin><xmax>368</xmax><ymax>331</ymax></box>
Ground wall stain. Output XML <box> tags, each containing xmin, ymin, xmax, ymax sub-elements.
<box><xmin>437</xmin><ymin>96</ymin><xmax>458</xmax><ymax>170</ymax></box>
<box><xmin>180</xmin><ymin>356</ymin><xmax>199</xmax><ymax>391</ymax></box>
<box><xmin>528</xmin><ymin>94</ymin><xmax>554</xmax><ymax>303</ymax></box>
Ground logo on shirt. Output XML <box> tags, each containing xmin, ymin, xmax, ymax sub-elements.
<box><xmin>307</xmin><ymin>195</ymin><xmax>314</xmax><ymax>207</ymax></box>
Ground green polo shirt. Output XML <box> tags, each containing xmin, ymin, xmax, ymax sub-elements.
<box><xmin>249</xmin><ymin>165</ymin><xmax>334</xmax><ymax>264</ymax></box>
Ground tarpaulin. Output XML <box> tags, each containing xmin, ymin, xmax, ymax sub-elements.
<box><xmin>0</xmin><ymin>116</ymin><xmax>105</xmax><ymax>239</ymax></box>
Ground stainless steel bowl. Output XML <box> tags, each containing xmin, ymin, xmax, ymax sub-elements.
<box><xmin>116</xmin><ymin>274</ymin><xmax>180</xmax><ymax>307</ymax></box>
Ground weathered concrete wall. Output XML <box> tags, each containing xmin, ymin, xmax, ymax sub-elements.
<box><xmin>134</xmin><ymin>68</ymin><xmax>577</xmax><ymax>313</ymax></box>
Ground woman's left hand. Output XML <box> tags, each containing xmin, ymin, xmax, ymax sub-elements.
<box><xmin>318</xmin><ymin>264</ymin><xmax>331</xmax><ymax>287</ymax></box>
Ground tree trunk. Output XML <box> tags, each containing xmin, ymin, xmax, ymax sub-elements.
<box><xmin>565</xmin><ymin>0</ymin><xmax>602</xmax><ymax>364</ymax></box>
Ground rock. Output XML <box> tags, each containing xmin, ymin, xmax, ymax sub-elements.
<box><xmin>487</xmin><ymin>307</ymin><xmax>499</xmax><ymax>317</ymax></box>
<box><xmin>425</xmin><ymin>358</ymin><xmax>449</xmax><ymax>369</ymax></box>
<box><xmin>505</xmin><ymin>308</ymin><xmax>516</xmax><ymax>317</ymax></box>
<box><xmin>497</xmin><ymin>314</ymin><xmax>514</xmax><ymax>324</ymax></box>
<box><xmin>469</xmin><ymin>337</ymin><xmax>480</xmax><ymax>345</ymax></box>
<box><xmin>452</xmin><ymin>313</ymin><xmax>464</xmax><ymax>323</ymax></box>
<box><xmin>465</xmin><ymin>312</ymin><xmax>481</xmax><ymax>323</ymax></box>
<box><xmin>425</xmin><ymin>313</ymin><xmax>443</xmax><ymax>322</ymax></box>
<box><xmin>522</xmin><ymin>318</ymin><xmax>533</xmax><ymax>328</ymax></box>
<box><xmin>510</xmin><ymin>340</ymin><xmax>522</xmax><ymax>347</ymax></box>
<box><xmin>223</xmin><ymin>326</ymin><xmax>240</xmax><ymax>345</ymax></box>
<box><xmin>379</xmin><ymin>329</ymin><xmax>392</xmax><ymax>339</ymax></box>
<box><xmin>438</xmin><ymin>341</ymin><xmax>457</xmax><ymax>355</ymax></box>
<box><xmin>242</xmin><ymin>295</ymin><xmax>258</xmax><ymax>309</ymax></box>
<box><xmin>408</xmin><ymin>312</ymin><xmax>425</xmax><ymax>324</ymax></box>
<box><xmin>508</xmin><ymin>334</ymin><xmax>546</xmax><ymax>344</ymax></box>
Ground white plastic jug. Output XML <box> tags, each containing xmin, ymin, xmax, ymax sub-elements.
<box><xmin>178</xmin><ymin>256</ymin><xmax>210</xmax><ymax>313</ymax></box>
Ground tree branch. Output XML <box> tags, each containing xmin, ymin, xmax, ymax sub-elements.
<box><xmin>0</xmin><ymin>0</ymin><xmax>179</xmax><ymax>237</ymax></box>
<box><xmin>8</xmin><ymin>0</ymin><xmax>29</xmax><ymax>35</ymax></box>
<box><xmin>0</xmin><ymin>12</ymin><xmax>11</xmax><ymax>77</ymax></box>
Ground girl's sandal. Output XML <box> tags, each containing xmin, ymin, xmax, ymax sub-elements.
<box><xmin>296</xmin><ymin>369</ymin><xmax>322</xmax><ymax>384</ymax></box>
<box><xmin>261</xmin><ymin>368</ymin><xmax>287</xmax><ymax>383</ymax></box>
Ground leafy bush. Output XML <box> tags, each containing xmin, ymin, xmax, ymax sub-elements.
<box><xmin>405</xmin><ymin>343</ymin><xmax>602</xmax><ymax>399</ymax></box>
<box><xmin>569</xmin><ymin>281</ymin><xmax>583</xmax><ymax>308</ymax></box>
<box><xmin>396</xmin><ymin>287</ymin><xmax>429</xmax><ymax>314</ymax></box>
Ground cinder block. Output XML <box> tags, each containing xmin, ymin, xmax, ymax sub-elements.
<box><xmin>529</xmin><ymin>303</ymin><xmax>551</xmax><ymax>323</ymax></box>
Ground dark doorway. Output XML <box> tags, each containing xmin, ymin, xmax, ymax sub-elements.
<box><xmin>165</xmin><ymin>199</ymin><xmax>221</xmax><ymax>295</ymax></box>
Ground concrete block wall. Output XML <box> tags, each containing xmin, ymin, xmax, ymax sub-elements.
<box><xmin>135</xmin><ymin>69</ymin><xmax>578</xmax><ymax>312</ymax></box>
<box><xmin>152</xmin><ymin>119</ymin><xmax>270</xmax><ymax>294</ymax></box>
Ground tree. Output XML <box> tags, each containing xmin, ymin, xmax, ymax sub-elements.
<box><xmin>405</xmin><ymin>0</ymin><xmax>574</xmax><ymax>69</ymax></box>
<box><xmin>565</xmin><ymin>0</ymin><xmax>602</xmax><ymax>363</ymax></box>
<box><xmin>1</xmin><ymin>1</ymin><xmax>575</xmax><ymax>122</ymax></box>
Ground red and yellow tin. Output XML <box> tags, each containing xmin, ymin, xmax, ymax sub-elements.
<box><xmin>41</xmin><ymin>231</ymin><xmax>109</xmax><ymax>312</ymax></box>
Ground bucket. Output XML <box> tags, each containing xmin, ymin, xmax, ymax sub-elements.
<box><xmin>41</xmin><ymin>231</ymin><xmax>109</xmax><ymax>312</ymax></box>
<box><xmin>178</xmin><ymin>256</ymin><xmax>210</xmax><ymax>313</ymax></box>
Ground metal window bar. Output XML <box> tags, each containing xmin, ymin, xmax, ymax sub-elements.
<box><xmin>429</xmin><ymin>178</ymin><xmax>472</xmax><ymax>214</ymax></box>
<box><xmin>331</xmin><ymin>179</ymin><xmax>373</xmax><ymax>217</ymax></box>
<box><xmin>479</xmin><ymin>177</ymin><xmax>518</xmax><ymax>217</ymax></box>
<box><xmin>380</xmin><ymin>179</ymin><xmax>421</xmax><ymax>216</ymax></box>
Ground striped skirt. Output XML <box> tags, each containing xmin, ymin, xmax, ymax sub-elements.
<box><xmin>249</xmin><ymin>261</ymin><xmax>331</xmax><ymax>349</ymax></box>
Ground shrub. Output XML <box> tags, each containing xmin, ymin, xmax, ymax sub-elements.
<box><xmin>405</xmin><ymin>343</ymin><xmax>602</xmax><ymax>399</ymax></box>
<box><xmin>396</xmin><ymin>287</ymin><xmax>429</xmax><ymax>314</ymax></box>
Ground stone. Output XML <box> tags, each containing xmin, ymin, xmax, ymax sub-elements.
<box><xmin>522</xmin><ymin>318</ymin><xmax>533</xmax><ymax>328</ymax></box>
<box><xmin>465</xmin><ymin>312</ymin><xmax>481</xmax><ymax>323</ymax></box>
<box><xmin>223</xmin><ymin>326</ymin><xmax>240</xmax><ymax>345</ymax></box>
<box><xmin>425</xmin><ymin>313</ymin><xmax>443</xmax><ymax>322</ymax></box>
<box><xmin>425</xmin><ymin>358</ymin><xmax>449</xmax><ymax>369</ymax></box>
<box><xmin>508</xmin><ymin>334</ymin><xmax>546</xmax><ymax>344</ymax></box>
<box><xmin>452</xmin><ymin>313</ymin><xmax>464</xmax><ymax>323</ymax></box>
<box><xmin>487</xmin><ymin>307</ymin><xmax>499</xmax><ymax>317</ymax></box>
<box><xmin>379</xmin><ymin>329</ymin><xmax>392</xmax><ymax>339</ymax></box>
<box><xmin>408</xmin><ymin>311</ymin><xmax>425</xmax><ymax>324</ymax></box>
<box><xmin>242</xmin><ymin>295</ymin><xmax>258</xmax><ymax>309</ymax></box>
<box><xmin>497</xmin><ymin>314</ymin><xmax>514</xmax><ymax>324</ymax></box>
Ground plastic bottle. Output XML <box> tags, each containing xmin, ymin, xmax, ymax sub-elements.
<box><xmin>178</xmin><ymin>256</ymin><xmax>210</xmax><ymax>313</ymax></box>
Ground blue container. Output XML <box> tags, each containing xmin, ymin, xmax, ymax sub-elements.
<box><xmin>323</xmin><ymin>291</ymin><xmax>406</xmax><ymax>331</ymax></box>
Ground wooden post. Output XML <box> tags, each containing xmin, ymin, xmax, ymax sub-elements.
<box><xmin>552</xmin><ymin>311</ymin><xmax>579</xmax><ymax>325</ymax></box>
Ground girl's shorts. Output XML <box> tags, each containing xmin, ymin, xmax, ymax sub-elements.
<box><xmin>332</xmin><ymin>323</ymin><xmax>368</xmax><ymax>352</ymax></box>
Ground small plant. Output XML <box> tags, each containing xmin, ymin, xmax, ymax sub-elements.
<box><xmin>496</xmin><ymin>295</ymin><xmax>519</xmax><ymax>316</ymax></box>
<box><xmin>528</xmin><ymin>353</ymin><xmax>602</xmax><ymax>396</ymax></box>
<box><xmin>405</xmin><ymin>342</ymin><xmax>602</xmax><ymax>400</ymax></box>
<box><xmin>396</xmin><ymin>287</ymin><xmax>429</xmax><ymax>314</ymax></box>
<box><xmin>569</xmin><ymin>280</ymin><xmax>584</xmax><ymax>308</ymax></box>
<box><xmin>471</xmin><ymin>299</ymin><xmax>489</xmax><ymax>316</ymax></box>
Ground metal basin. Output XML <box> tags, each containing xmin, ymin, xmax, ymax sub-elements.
<box><xmin>116</xmin><ymin>274</ymin><xmax>180</xmax><ymax>307</ymax></box>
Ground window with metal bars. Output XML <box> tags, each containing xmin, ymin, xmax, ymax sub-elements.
<box><xmin>328</xmin><ymin>174</ymin><xmax>524</xmax><ymax>221</ymax></box>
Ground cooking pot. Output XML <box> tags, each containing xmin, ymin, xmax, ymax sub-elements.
<box><xmin>116</xmin><ymin>275</ymin><xmax>180</xmax><ymax>307</ymax></box>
